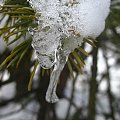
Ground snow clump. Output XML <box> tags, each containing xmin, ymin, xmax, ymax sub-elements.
<box><xmin>28</xmin><ymin>0</ymin><xmax>111</xmax><ymax>103</ymax></box>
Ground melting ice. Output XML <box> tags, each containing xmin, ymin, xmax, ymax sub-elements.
<box><xmin>28</xmin><ymin>0</ymin><xmax>111</xmax><ymax>103</ymax></box>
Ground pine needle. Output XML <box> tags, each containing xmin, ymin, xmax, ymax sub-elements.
<box><xmin>28</xmin><ymin>61</ymin><xmax>39</xmax><ymax>91</ymax></box>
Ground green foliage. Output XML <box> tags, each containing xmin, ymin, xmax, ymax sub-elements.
<box><xmin>0</xmin><ymin>4</ymin><xmax>35</xmax><ymax>71</ymax></box>
<box><xmin>28</xmin><ymin>60</ymin><xmax>39</xmax><ymax>91</ymax></box>
<box><xmin>4</xmin><ymin>0</ymin><xmax>29</xmax><ymax>6</ymax></box>
<box><xmin>0</xmin><ymin>36</ymin><xmax>32</xmax><ymax>69</ymax></box>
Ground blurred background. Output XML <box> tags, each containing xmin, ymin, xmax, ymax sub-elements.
<box><xmin>0</xmin><ymin>0</ymin><xmax>120</xmax><ymax>120</ymax></box>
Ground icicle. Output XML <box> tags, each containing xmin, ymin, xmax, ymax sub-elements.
<box><xmin>45</xmin><ymin>36</ymin><xmax>83</xmax><ymax>103</ymax></box>
<box><xmin>46</xmin><ymin>49</ymin><xmax>69</xmax><ymax>103</ymax></box>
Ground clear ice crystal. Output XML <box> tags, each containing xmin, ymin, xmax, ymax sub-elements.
<box><xmin>28</xmin><ymin>0</ymin><xmax>111</xmax><ymax>103</ymax></box>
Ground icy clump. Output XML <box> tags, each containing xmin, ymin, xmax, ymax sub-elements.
<box><xmin>31</xmin><ymin>26</ymin><xmax>61</xmax><ymax>68</ymax></box>
<box><xmin>28</xmin><ymin>0</ymin><xmax>111</xmax><ymax>103</ymax></box>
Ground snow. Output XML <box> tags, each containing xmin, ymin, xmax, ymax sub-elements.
<box><xmin>28</xmin><ymin>0</ymin><xmax>110</xmax><ymax>37</ymax></box>
<box><xmin>28</xmin><ymin>0</ymin><xmax>111</xmax><ymax>103</ymax></box>
<box><xmin>28</xmin><ymin>0</ymin><xmax>111</xmax><ymax>69</ymax></box>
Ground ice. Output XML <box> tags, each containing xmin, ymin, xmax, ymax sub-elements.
<box><xmin>31</xmin><ymin>26</ymin><xmax>61</xmax><ymax>69</ymax></box>
<box><xmin>28</xmin><ymin>0</ymin><xmax>111</xmax><ymax>103</ymax></box>
<box><xmin>46</xmin><ymin>50</ymin><xmax>68</xmax><ymax>103</ymax></box>
<box><xmin>28</xmin><ymin>0</ymin><xmax>110</xmax><ymax>37</ymax></box>
<box><xmin>45</xmin><ymin>36</ymin><xmax>84</xmax><ymax>103</ymax></box>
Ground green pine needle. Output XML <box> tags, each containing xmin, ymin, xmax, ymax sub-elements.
<box><xmin>28</xmin><ymin>61</ymin><xmax>39</xmax><ymax>91</ymax></box>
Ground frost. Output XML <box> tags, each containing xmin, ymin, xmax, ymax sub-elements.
<box><xmin>28</xmin><ymin>0</ymin><xmax>111</xmax><ymax>103</ymax></box>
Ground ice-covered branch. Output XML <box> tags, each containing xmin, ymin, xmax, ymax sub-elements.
<box><xmin>28</xmin><ymin>0</ymin><xmax>111</xmax><ymax>103</ymax></box>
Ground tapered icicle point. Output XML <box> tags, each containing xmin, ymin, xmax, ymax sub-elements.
<box><xmin>46</xmin><ymin>50</ymin><xmax>69</xmax><ymax>103</ymax></box>
<box><xmin>45</xmin><ymin>68</ymin><xmax>59</xmax><ymax>103</ymax></box>
<box><xmin>45</xmin><ymin>63</ymin><xmax>61</xmax><ymax>103</ymax></box>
